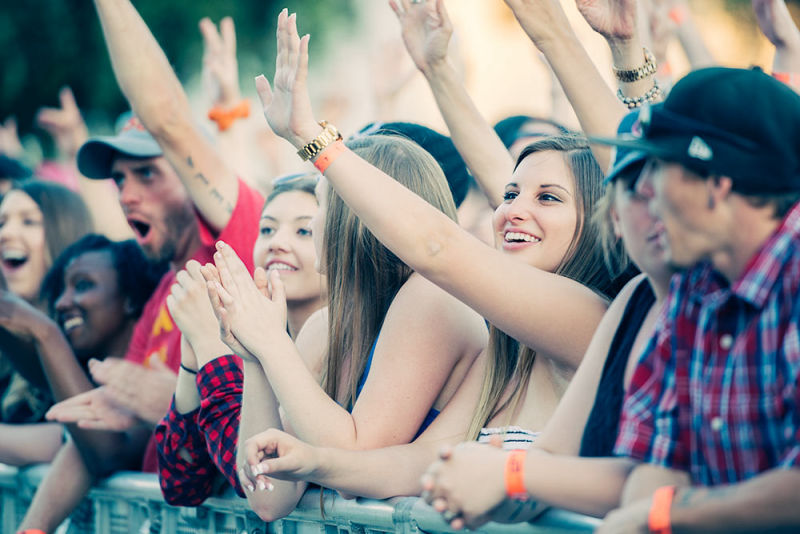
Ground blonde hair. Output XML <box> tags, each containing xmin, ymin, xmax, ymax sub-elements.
<box><xmin>322</xmin><ymin>134</ymin><xmax>457</xmax><ymax>408</ymax></box>
<box><xmin>466</xmin><ymin>134</ymin><xmax>613</xmax><ymax>439</ymax></box>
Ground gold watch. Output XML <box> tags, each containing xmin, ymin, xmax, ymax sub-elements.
<box><xmin>297</xmin><ymin>121</ymin><xmax>343</xmax><ymax>161</ymax></box>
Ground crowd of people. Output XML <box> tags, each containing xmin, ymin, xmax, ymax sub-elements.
<box><xmin>2</xmin><ymin>0</ymin><xmax>800</xmax><ymax>532</ymax></box>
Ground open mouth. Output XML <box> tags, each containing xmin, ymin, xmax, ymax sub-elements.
<box><xmin>504</xmin><ymin>231</ymin><xmax>541</xmax><ymax>244</ymax></box>
<box><xmin>127</xmin><ymin>218</ymin><xmax>152</xmax><ymax>240</ymax></box>
<box><xmin>1</xmin><ymin>250</ymin><xmax>28</xmax><ymax>270</ymax></box>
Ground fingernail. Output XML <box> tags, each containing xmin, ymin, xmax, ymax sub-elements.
<box><xmin>251</xmin><ymin>463</ymin><xmax>261</xmax><ymax>475</ymax></box>
<box><xmin>247</xmin><ymin>484</ymin><xmax>255</xmax><ymax>492</ymax></box>
<box><xmin>257</xmin><ymin>480</ymin><xmax>266</xmax><ymax>491</ymax></box>
<box><xmin>266</xmin><ymin>482</ymin><xmax>275</xmax><ymax>492</ymax></box>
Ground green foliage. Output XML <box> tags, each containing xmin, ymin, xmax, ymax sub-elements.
<box><xmin>0</xmin><ymin>0</ymin><xmax>356</xmax><ymax>139</ymax></box>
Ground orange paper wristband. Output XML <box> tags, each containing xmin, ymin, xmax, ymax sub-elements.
<box><xmin>313</xmin><ymin>140</ymin><xmax>347</xmax><ymax>173</ymax></box>
<box><xmin>18</xmin><ymin>530</ymin><xmax>48</xmax><ymax>534</ymax></box>
<box><xmin>773</xmin><ymin>72</ymin><xmax>800</xmax><ymax>90</ymax></box>
<box><xmin>504</xmin><ymin>449</ymin><xmax>529</xmax><ymax>500</ymax></box>
<box><xmin>648</xmin><ymin>485</ymin><xmax>676</xmax><ymax>534</ymax></box>
<box><xmin>208</xmin><ymin>100</ymin><xmax>251</xmax><ymax>132</ymax></box>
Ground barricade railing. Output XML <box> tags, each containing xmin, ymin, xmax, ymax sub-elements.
<box><xmin>0</xmin><ymin>463</ymin><xmax>600</xmax><ymax>533</ymax></box>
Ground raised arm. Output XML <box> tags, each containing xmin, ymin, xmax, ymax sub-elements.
<box><xmin>253</xmin><ymin>11</ymin><xmax>605</xmax><ymax>369</ymax></box>
<box><xmin>92</xmin><ymin>0</ymin><xmax>238</xmax><ymax>230</ymax></box>
<box><xmin>754</xmin><ymin>0</ymin><xmax>800</xmax><ymax>91</ymax></box>
<box><xmin>210</xmin><ymin>242</ymin><xmax>485</xmax><ymax>450</ymax></box>
<box><xmin>391</xmin><ymin>0</ymin><xmax>513</xmax><ymax>208</ymax></box>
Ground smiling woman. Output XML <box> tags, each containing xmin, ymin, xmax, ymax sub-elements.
<box><xmin>0</xmin><ymin>233</ymin><xmax>164</xmax><ymax>467</ymax></box>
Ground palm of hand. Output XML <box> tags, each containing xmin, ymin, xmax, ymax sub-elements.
<box><xmin>576</xmin><ymin>0</ymin><xmax>637</xmax><ymax>40</ymax></box>
<box><xmin>400</xmin><ymin>5</ymin><xmax>451</xmax><ymax>72</ymax></box>
<box><xmin>0</xmin><ymin>290</ymin><xmax>44</xmax><ymax>338</ymax></box>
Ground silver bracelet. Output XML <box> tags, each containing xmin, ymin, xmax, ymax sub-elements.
<box><xmin>617</xmin><ymin>80</ymin><xmax>663</xmax><ymax>109</ymax></box>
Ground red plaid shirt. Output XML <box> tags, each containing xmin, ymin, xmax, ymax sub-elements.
<box><xmin>615</xmin><ymin>202</ymin><xmax>800</xmax><ymax>486</ymax></box>
<box><xmin>155</xmin><ymin>355</ymin><xmax>244</xmax><ymax>505</ymax></box>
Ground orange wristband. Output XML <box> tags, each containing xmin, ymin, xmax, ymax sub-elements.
<box><xmin>18</xmin><ymin>530</ymin><xmax>48</xmax><ymax>534</ymax></box>
<box><xmin>669</xmin><ymin>5</ymin><xmax>689</xmax><ymax>26</ymax></box>
<box><xmin>504</xmin><ymin>449</ymin><xmax>529</xmax><ymax>500</ymax></box>
<box><xmin>208</xmin><ymin>100</ymin><xmax>250</xmax><ymax>132</ymax></box>
<box><xmin>773</xmin><ymin>72</ymin><xmax>800</xmax><ymax>90</ymax></box>
<box><xmin>648</xmin><ymin>485</ymin><xmax>676</xmax><ymax>534</ymax></box>
<box><xmin>313</xmin><ymin>140</ymin><xmax>347</xmax><ymax>173</ymax></box>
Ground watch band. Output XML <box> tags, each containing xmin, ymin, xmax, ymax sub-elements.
<box><xmin>297</xmin><ymin>121</ymin><xmax>343</xmax><ymax>161</ymax></box>
<box><xmin>613</xmin><ymin>47</ymin><xmax>658</xmax><ymax>83</ymax></box>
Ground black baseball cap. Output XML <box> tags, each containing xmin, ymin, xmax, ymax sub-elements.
<box><xmin>592</xmin><ymin>67</ymin><xmax>800</xmax><ymax>194</ymax></box>
<box><xmin>77</xmin><ymin>112</ymin><xmax>163</xmax><ymax>179</ymax></box>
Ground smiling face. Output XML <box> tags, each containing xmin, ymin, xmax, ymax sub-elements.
<box><xmin>253</xmin><ymin>190</ymin><xmax>324</xmax><ymax>303</ymax></box>
<box><xmin>0</xmin><ymin>190</ymin><xmax>48</xmax><ymax>301</ymax></box>
<box><xmin>54</xmin><ymin>249</ymin><xmax>130</xmax><ymax>360</ymax></box>
<box><xmin>493</xmin><ymin>150</ymin><xmax>579</xmax><ymax>272</ymax></box>
<box><xmin>110</xmin><ymin>155</ymin><xmax>197</xmax><ymax>266</ymax></box>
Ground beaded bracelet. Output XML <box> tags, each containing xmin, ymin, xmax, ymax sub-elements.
<box><xmin>613</xmin><ymin>47</ymin><xmax>657</xmax><ymax>83</ymax></box>
<box><xmin>617</xmin><ymin>81</ymin><xmax>663</xmax><ymax>109</ymax></box>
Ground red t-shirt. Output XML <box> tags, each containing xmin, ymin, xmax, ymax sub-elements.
<box><xmin>125</xmin><ymin>179</ymin><xmax>263</xmax><ymax>472</ymax></box>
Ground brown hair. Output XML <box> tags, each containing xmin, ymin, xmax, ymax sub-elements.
<box><xmin>466</xmin><ymin>134</ymin><xmax>613</xmax><ymax>439</ymax></box>
<box><xmin>322</xmin><ymin>134</ymin><xmax>457</xmax><ymax>408</ymax></box>
<box><xmin>12</xmin><ymin>180</ymin><xmax>93</xmax><ymax>270</ymax></box>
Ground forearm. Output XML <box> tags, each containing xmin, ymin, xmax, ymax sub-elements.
<box><xmin>174</xmin><ymin>367</ymin><xmax>201</xmax><ymax>414</ymax></box>
<box><xmin>622</xmin><ymin>463</ymin><xmax>690</xmax><ymax>505</ymax></box>
<box><xmin>423</xmin><ymin>61</ymin><xmax>513</xmax><ymax>208</ymax></box>
<box><xmin>671</xmin><ymin>469</ymin><xmax>800</xmax><ymax>533</ymax></box>
<box><xmin>34</xmin><ymin>322</ymin><xmax>94</xmax><ymax>401</ymax></box>
<box><xmin>773</xmin><ymin>37</ymin><xmax>800</xmax><ymax>74</ymax></box>
<box><xmin>92</xmin><ymin>0</ymin><xmax>191</xmax><ymax>139</ymax></box>
<box><xmin>308</xmin><ymin>439</ymin><xmax>440</xmax><ymax>499</ymax></box>
<box><xmin>18</xmin><ymin>440</ymin><xmax>94</xmax><ymax>533</ymax></box>
<box><xmin>254</xmin><ymin>334</ymin><xmax>361</xmax><ymax>449</ymax></box>
<box><xmin>675</xmin><ymin>18</ymin><xmax>715</xmax><ymax>69</ymax></box>
<box><xmin>524</xmin><ymin>450</ymin><xmax>636</xmax><ymax>517</ymax></box>
<box><xmin>239</xmin><ymin>360</ymin><xmax>304</xmax><ymax>521</ymax></box>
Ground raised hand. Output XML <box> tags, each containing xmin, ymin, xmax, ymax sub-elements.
<box><xmin>46</xmin><ymin>386</ymin><xmax>138</xmax><ymax>431</ymax></box>
<box><xmin>753</xmin><ymin>0</ymin><xmax>800</xmax><ymax>50</ymax></box>
<box><xmin>575</xmin><ymin>0</ymin><xmax>638</xmax><ymax>42</ymax></box>
<box><xmin>0</xmin><ymin>289</ymin><xmax>52</xmax><ymax>340</ymax></box>
<box><xmin>421</xmin><ymin>441</ymin><xmax>507</xmax><ymax>530</ymax></box>
<box><xmin>88</xmin><ymin>355</ymin><xmax>177</xmax><ymax>424</ymax></box>
<box><xmin>200</xmin><ymin>17</ymin><xmax>242</xmax><ymax>108</ymax></box>
<box><xmin>166</xmin><ymin>260</ymin><xmax>234</xmax><ymax>366</ymax></box>
<box><xmin>0</xmin><ymin>117</ymin><xmax>24</xmax><ymax>159</ymax></box>
<box><xmin>239</xmin><ymin>428</ymin><xmax>319</xmax><ymax>493</ymax></box>
<box><xmin>389</xmin><ymin>0</ymin><xmax>453</xmax><ymax>75</ymax></box>
<box><xmin>208</xmin><ymin>241</ymin><xmax>288</xmax><ymax>360</ymax></box>
<box><xmin>254</xmin><ymin>9</ymin><xmax>319</xmax><ymax>150</ymax></box>
<box><xmin>35</xmin><ymin>87</ymin><xmax>89</xmax><ymax>160</ymax></box>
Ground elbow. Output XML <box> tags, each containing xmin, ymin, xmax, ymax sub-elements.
<box><xmin>250</xmin><ymin>500</ymin><xmax>295</xmax><ymax>523</ymax></box>
<box><xmin>414</xmin><ymin>223</ymin><xmax>462</xmax><ymax>283</ymax></box>
<box><xmin>132</xmin><ymin>94</ymin><xmax>192</xmax><ymax>144</ymax></box>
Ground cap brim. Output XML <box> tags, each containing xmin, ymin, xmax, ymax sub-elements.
<box><xmin>604</xmin><ymin>150</ymin><xmax>648</xmax><ymax>185</ymax></box>
<box><xmin>77</xmin><ymin>136</ymin><xmax>162</xmax><ymax>179</ymax></box>
<box><xmin>589</xmin><ymin>134</ymin><xmax>688</xmax><ymax>163</ymax></box>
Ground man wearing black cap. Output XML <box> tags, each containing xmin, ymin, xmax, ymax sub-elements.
<box><xmin>595</xmin><ymin>67</ymin><xmax>800</xmax><ymax>532</ymax></box>
<box><xmin>16</xmin><ymin>0</ymin><xmax>264</xmax><ymax>531</ymax></box>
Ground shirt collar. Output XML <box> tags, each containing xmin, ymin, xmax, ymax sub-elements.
<box><xmin>731</xmin><ymin>201</ymin><xmax>800</xmax><ymax>308</ymax></box>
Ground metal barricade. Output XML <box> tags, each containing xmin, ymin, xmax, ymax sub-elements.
<box><xmin>0</xmin><ymin>464</ymin><xmax>599</xmax><ymax>533</ymax></box>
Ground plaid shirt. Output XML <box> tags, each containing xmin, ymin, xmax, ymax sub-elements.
<box><xmin>155</xmin><ymin>355</ymin><xmax>244</xmax><ymax>505</ymax></box>
<box><xmin>615</xmin><ymin>202</ymin><xmax>800</xmax><ymax>486</ymax></box>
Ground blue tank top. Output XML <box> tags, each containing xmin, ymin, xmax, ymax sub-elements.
<box><xmin>354</xmin><ymin>336</ymin><xmax>440</xmax><ymax>439</ymax></box>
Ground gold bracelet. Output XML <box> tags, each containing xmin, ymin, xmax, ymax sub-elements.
<box><xmin>613</xmin><ymin>47</ymin><xmax>657</xmax><ymax>83</ymax></box>
<box><xmin>297</xmin><ymin>121</ymin><xmax>343</xmax><ymax>161</ymax></box>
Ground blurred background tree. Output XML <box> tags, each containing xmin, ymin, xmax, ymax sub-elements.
<box><xmin>0</xmin><ymin>0</ymin><xmax>357</xmax><ymax>155</ymax></box>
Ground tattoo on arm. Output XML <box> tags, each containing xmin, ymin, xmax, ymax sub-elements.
<box><xmin>186</xmin><ymin>155</ymin><xmax>232</xmax><ymax>213</ymax></box>
<box><xmin>675</xmin><ymin>485</ymin><xmax>737</xmax><ymax>509</ymax></box>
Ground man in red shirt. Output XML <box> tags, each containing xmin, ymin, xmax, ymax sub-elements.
<box><xmin>17</xmin><ymin>0</ymin><xmax>263</xmax><ymax>531</ymax></box>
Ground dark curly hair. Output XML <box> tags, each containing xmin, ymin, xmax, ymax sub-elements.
<box><xmin>40</xmin><ymin>234</ymin><xmax>166</xmax><ymax>318</ymax></box>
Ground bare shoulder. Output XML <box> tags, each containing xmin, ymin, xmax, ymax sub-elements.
<box><xmin>387</xmin><ymin>273</ymin><xmax>488</xmax><ymax>349</ymax></box>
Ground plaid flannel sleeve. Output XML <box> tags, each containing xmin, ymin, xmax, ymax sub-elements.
<box><xmin>196</xmin><ymin>355</ymin><xmax>245</xmax><ymax>498</ymax></box>
<box><xmin>155</xmin><ymin>398</ymin><xmax>216</xmax><ymax>506</ymax></box>
<box><xmin>614</xmin><ymin>275</ymin><xmax>691</xmax><ymax>471</ymax></box>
